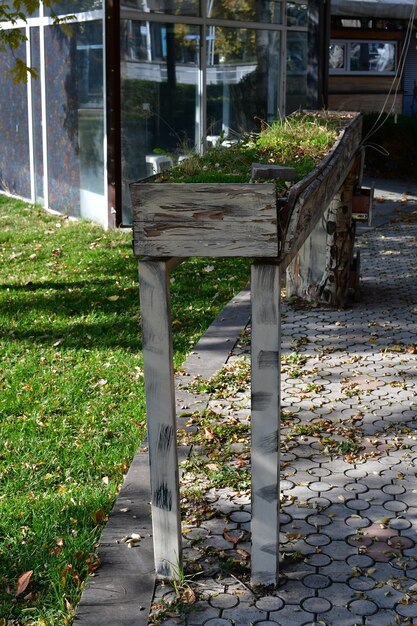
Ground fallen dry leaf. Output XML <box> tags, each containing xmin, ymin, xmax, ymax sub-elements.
<box><xmin>223</xmin><ymin>529</ymin><xmax>240</xmax><ymax>544</ymax></box>
<box><xmin>23</xmin><ymin>591</ymin><xmax>38</xmax><ymax>602</ymax></box>
<box><xmin>16</xmin><ymin>570</ymin><xmax>33</xmax><ymax>596</ymax></box>
<box><xmin>204</xmin><ymin>428</ymin><xmax>216</xmax><ymax>441</ymax></box>
<box><xmin>92</xmin><ymin>509</ymin><xmax>107</xmax><ymax>524</ymax></box>
<box><xmin>237</xmin><ymin>548</ymin><xmax>251</xmax><ymax>559</ymax></box>
<box><xmin>182</xmin><ymin>587</ymin><xmax>196</xmax><ymax>604</ymax></box>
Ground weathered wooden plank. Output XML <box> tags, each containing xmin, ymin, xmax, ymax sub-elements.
<box><xmin>133</xmin><ymin>223</ymin><xmax>279</xmax><ymax>258</ymax></box>
<box><xmin>250</xmin><ymin>262</ymin><xmax>281</xmax><ymax>588</ymax></box>
<box><xmin>138</xmin><ymin>259</ymin><xmax>182</xmax><ymax>580</ymax></box>
<box><xmin>279</xmin><ymin>112</ymin><xmax>362</xmax><ymax>268</ymax></box>
<box><xmin>251</xmin><ymin>163</ymin><xmax>296</xmax><ymax>180</ymax></box>
<box><xmin>132</xmin><ymin>183</ymin><xmax>276</xmax><ymax>220</ymax></box>
<box><xmin>131</xmin><ymin>182</ymin><xmax>277</xmax><ymax>258</ymax></box>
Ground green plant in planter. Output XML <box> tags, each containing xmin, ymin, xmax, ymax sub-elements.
<box><xmin>157</xmin><ymin>112</ymin><xmax>343</xmax><ymax>193</ymax></box>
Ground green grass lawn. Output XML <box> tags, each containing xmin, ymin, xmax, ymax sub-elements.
<box><xmin>0</xmin><ymin>197</ymin><xmax>251</xmax><ymax>625</ymax></box>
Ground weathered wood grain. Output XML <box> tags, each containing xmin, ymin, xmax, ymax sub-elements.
<box><xmin>131</xmin><ymin>183</ymin><xmax>278</xmax><ymax>258</ymax></box>
<box><xmin>251</xmin><ymin>163</ymin><xmax>296</xmax><ymax>180</ymax></box>
<box><xmin>317</xmin><ymin>170</ymin><xmax>356</xmax><ymax>307</ymax></box>
<box><xmin>250</xmin><ymin>262</ymin><xmax>281</xmax><ymax>587</ymax></box>
<box><xmin>138</xmin><ymin>259</ymin><xmax>182</xmax><ymax>579</ymax></box>
<box><xmin>278</xmin><ymin>112</ymin><xmax>362</xmax><ymax>268</ymax></box>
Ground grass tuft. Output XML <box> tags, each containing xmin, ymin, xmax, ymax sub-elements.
<box><xmin>158</xmin><ymin>111</ymin><xmax>342</xmax><ymax>193</ymax></box>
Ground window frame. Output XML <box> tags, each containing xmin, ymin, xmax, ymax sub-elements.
<box><xmin>329</xmin><ymin>38</ymin><xmax>397</xmax><ymax>76</ymax></box>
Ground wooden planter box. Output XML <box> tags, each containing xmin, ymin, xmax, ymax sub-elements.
<box><xmin>130</xmin><ymin>112</ymin><xmax>365</xmax><ymax>588</ymax></box>
<box><xmin>130</xmin><ymin>112</ymin><xmax>363</xmax><ymax>264</ymax></box>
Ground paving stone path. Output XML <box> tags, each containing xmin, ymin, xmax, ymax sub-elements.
<box><xmin>152</xmin><ymin>219</ymin><xmax>417</xmax><ymax>626</ymax></box>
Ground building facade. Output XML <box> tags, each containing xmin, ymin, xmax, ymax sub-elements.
<box><xmin>0</xmin><ymin>0</ymin><xmax>324</xmax><ymax>227</ymax></box>
<box><xmin>329</xmin><ymin>0</ymin><xmax>417</xmax><ymax>116</ymax></box>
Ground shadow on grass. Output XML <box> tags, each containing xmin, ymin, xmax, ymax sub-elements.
<box><xmin>1</xmin><ymin>261</ymin><xmax>252</xmax><ymax>356</ymax></box>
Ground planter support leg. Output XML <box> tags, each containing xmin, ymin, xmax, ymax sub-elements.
<box><xmin>318</xmin><ymin>170</ymin><xmax>356</xmax><ymax>307</ymax></box>
<box><xmin>251</xmin><ymin>261</ymin><xmax>281</xmax><ymax>587</ymax></box>
<box><xmin>138</xmin><ymin>259</ymin><xmax>182</xmax><ymax>580</ymax></box>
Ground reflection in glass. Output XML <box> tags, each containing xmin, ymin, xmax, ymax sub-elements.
<box><xmin>207</xmin><ymin>0</ymin><xmax>281</xmax><ymax>24</ymax></box>
<box><xmin>287</xmin><ymin>1</ymin><xmax>307</xmax><ymax>27</ymax></box>
<box><xmin>120</xmin><ymin>0</ymin><xmax>199</xmax><ymax>17</ymax></box>
<box><xmin>1</xmin><ymin>0</ymin><xmax>39</xmax><ymax>17</ymax></box>
<box><xmin>329</xmin><ymin>43</ymin><xmax>345</xmax><ymax>69</ymax></box>
<box><xmin>45</xmin><ymin>0</ymin><xmax>103</xmax><ymax>15</ymax></box>
<box><xmin>121</xmin><ymin>21</ymin><xmax>199</xmax><ymax>222</ymax></box>
<box><xmin>349</xmin><ymin>41</ymin><xmax>396</xmax><ymax>72</ymax></box>
<box><xmin>286</xmin><ymin>31</ymin><xmax>307</xmax><ymax>113</ymax></box>
<box><xmin>0</xmin><ymin>33</ymin><xmax>31</xmax><ymax>198</ymax></box>
<box><xmin>206</xmin><ymin>27</ymin><xmax>280</xmax><ymax>138</ymax></box>
<box><xmin>44</xmin><ymin>21</ymin><xmax>105</xmax><ymax>221</ymax></box>
<box><xmin>31</xmin><ymin>28</ymin><xmax>44</xmax><ymax>205</ymax></box>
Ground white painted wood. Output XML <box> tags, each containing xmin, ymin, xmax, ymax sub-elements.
<box><xmin>250</xmin><ymin>262</ymin><xmax>281</xmax><ymax>587</ymax></box>
<box><xmin>286</xmin><ymin>207</ymin><xmax>330</xmax><ymax>300</ymax></box>
<box><xmin>26</xmin><ymin>27</ymin><xmax>35</xmax><ymax>205</ymax></box>
<box><xmin>138</xmin><ymin>259</ymin><xmax>182</xmax><ymax>580</ymax></box>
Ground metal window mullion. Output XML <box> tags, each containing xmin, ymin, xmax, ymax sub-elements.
<box><xmin>200</xmin><ymin>2</ymin><xmax>207</xmax><ymax>153</ymax></box>
<box><xmin>119</xmin><ymin>10</ymin><xmax>284</xmax><ymax>31</ymax></box>
<box><xmin>39</xmin><ymin>1</ymin><xmax>49</xmax><ymax>210</ymax></box>
<box><xmin>26</xmin><ymin>25</ymin><xmax>36</xmax><ymax>204</ymax></box>
<box><xmin>280</xmin><ymin>0</ymin><xmax>288</xmax><ymax>116</ymax></box>
<box><xmin>101</xmin><ymin>0</ymin><xmax>109</xmax><ymax>228</ymax></box>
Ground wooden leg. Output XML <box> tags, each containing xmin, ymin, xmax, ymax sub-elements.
<box><xmin>250</xmin><ymin>262</ymin><xmax>281</xmax><ymax>587</ymax></box>
<box><xmin>138</xmin><ymin>260</ymin><xmax>182</xmax><ymax>580</ymax></box>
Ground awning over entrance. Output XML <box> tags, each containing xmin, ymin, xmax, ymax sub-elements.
<box><xmin>331</xmin><ymin>0</ymin><xmax>416</xmax><ymax>19</ymax></box>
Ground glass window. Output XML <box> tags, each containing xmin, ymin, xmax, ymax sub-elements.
<box><xmin>206</xmin><ymin>27</ymin><xmax>280</xmax><ymax>137</ymax></box>
<box><xmin>45</xmin><ymin>0</ymin><xmax>103</xmax><ymax>16</ymax></box>
<box><xmin>329</xmin><ymin>43</ymin><xmax>345</xmax><ymax>70</ymax></box>
<box><xmin>121</xmin><ymin>20</ymin><xmax>200</xmax><ymax>222</ymax></box>
<box><xmin>1</xmin><ymin>0</ymin><xmax>39</xmax><ymax>18</ymax></box>
<box><xmin>45</xmin><ymin>21</ymin><xmax>105</xmax><ymax>221</ymax></box>
<box><xmin>350</xmin><ymin>41</ymin><xmax>395</xmax><ymax>73</ymax></box>
<box><xmin>120</xmin><ymin>0</ymin><xmax>199</xmax><ymax>17</ymax></box>
<box><xmin>207</xmin><ymin>0</ymin><xmax>281</xmax><ymax>24</ymax></box>
<box><xmin>287</xmin><ymin>1</ymin><xmax>307</xmax><ymax>27</ymax></box>
<box><xmin>330</xmin><ymin>40</ymin><xmax>397</xmax><ymax>74</ymax></box>
<box><xmin>286</xmin><ymin>30</ymin><xmax>307</xmax><ymax>113</ymax></box>
<box><xmin>31</xmin><ymin>28</ymin><xmax>44</xmax><ymax>205</ymax></box>
<box><xmin>0</xmin><ymin>32</ymin><xmax>31</xmax><ymax>199</ymax></box>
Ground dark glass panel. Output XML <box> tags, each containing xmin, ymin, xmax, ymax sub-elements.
<box><xmin>120</xmin><ymin>0</ymin><xmax>199</xmax><ymax>17</ymax></box>
<box><xmin>31</xmin><ymin>28</ymin><xmax>44</xmax><ymax>204</ymax></box>
<box><xmin>0</xmin><ymin>32</ymin><xmax>31</xmax><ymax>198</ymax></box>
<box><xmin>121</xmin><ymin>20</ymin><xmax>199</xmax><ymax>222</ymax></box>
<box><xmin>287</xmin><ymin>1</ymin><xmax>307</xmax><ymax>27</ymax></box>
<box><xmin>45</xmin><ymin>0</ymin><xmax>103</xmax><ymax>16</ymax></box>
<box><xmin>286</xmin><ymin>30</ymin><xmax>307</xmax><ymax>113</ymax></box>
<box><xmin>206</xmin><ymin>27</ymin><xmax>280</xmax><ymax>137</ymax></box>
<box><xmin>44</xmin><ymin>20</ymin><xmax>105</xmax><ymax>219</ymax></box>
